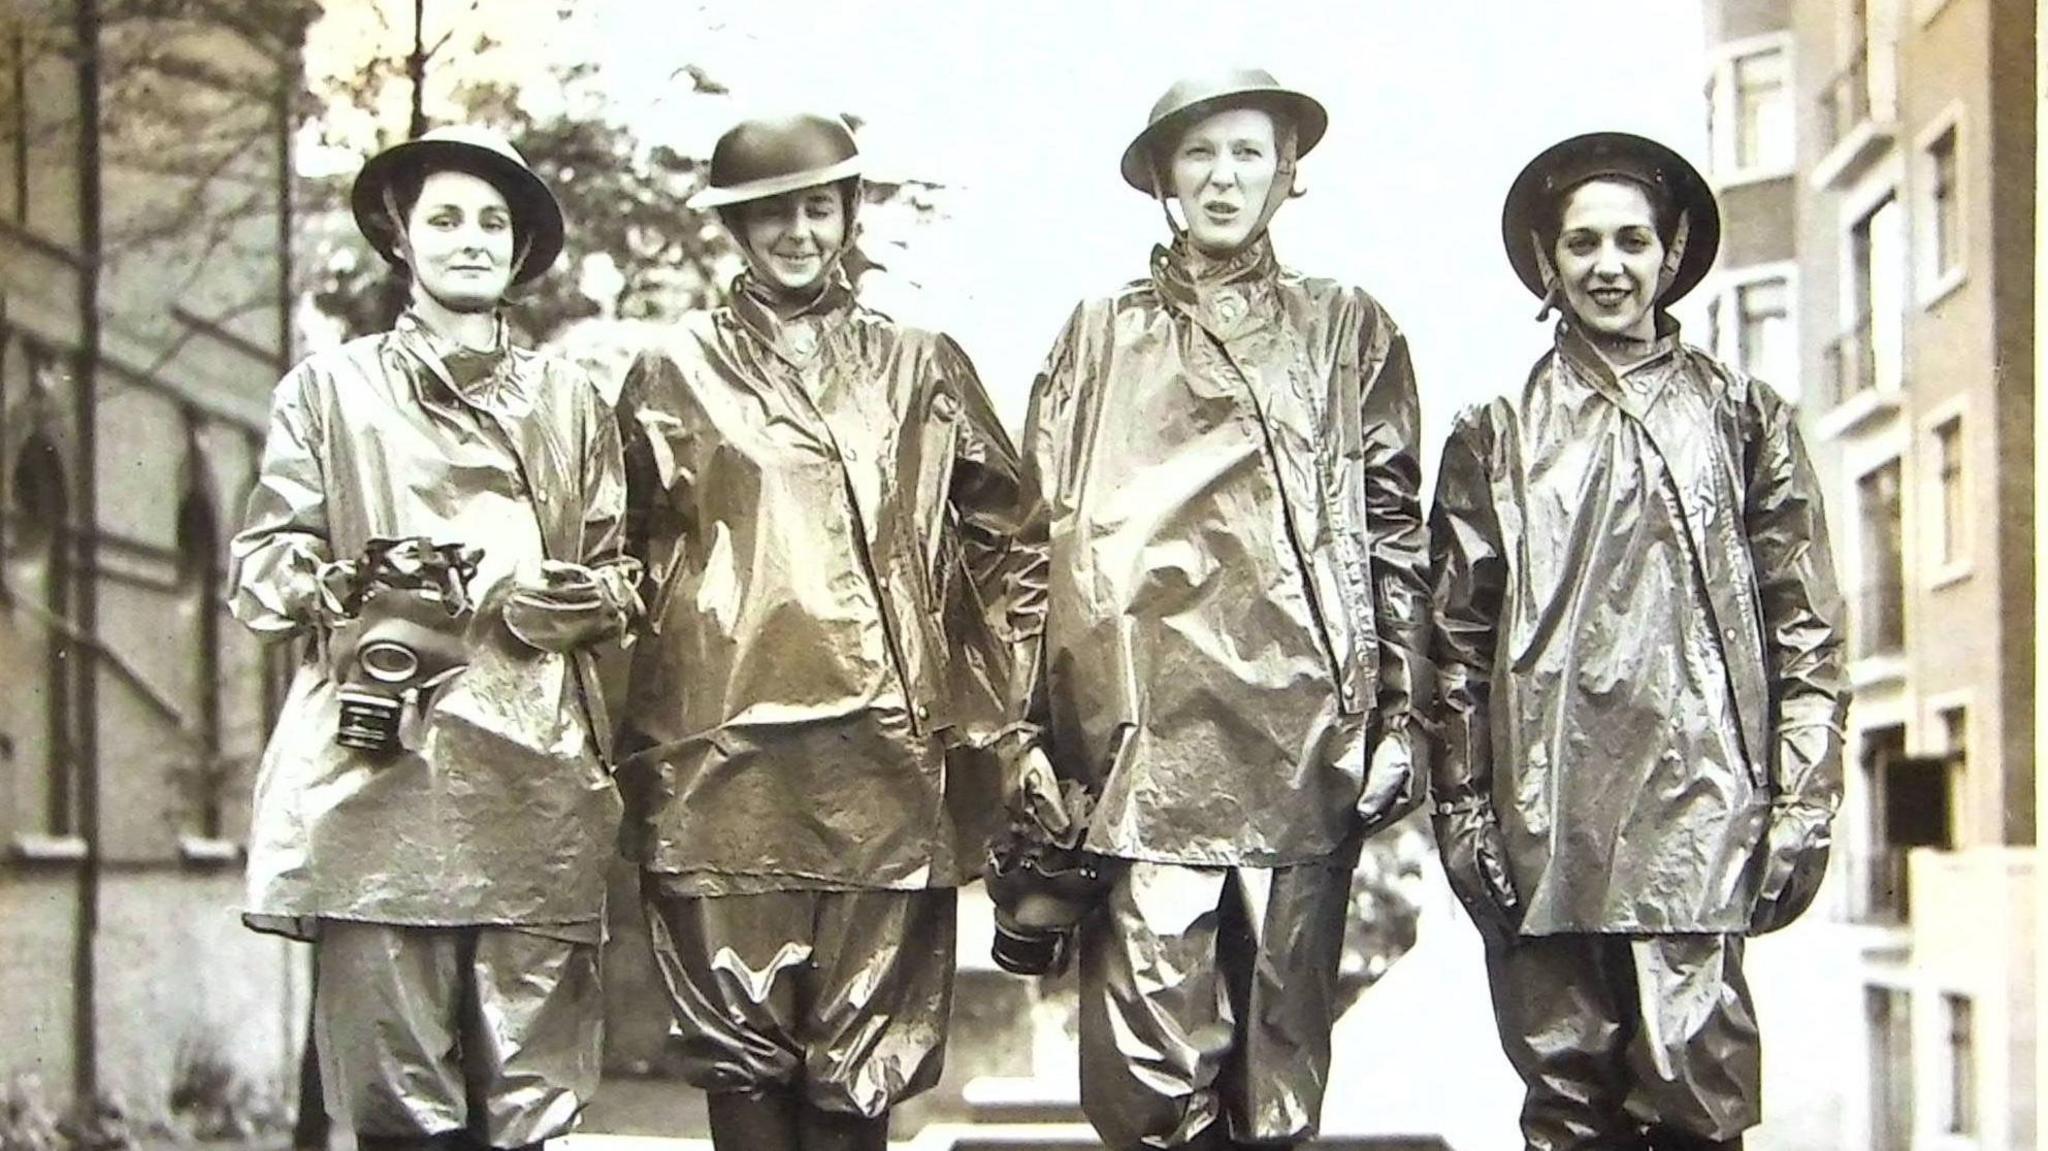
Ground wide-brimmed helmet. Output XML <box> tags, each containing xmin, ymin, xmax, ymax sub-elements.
<box><xmin>1500</xmin><ymin>130</ymin><xmax>1721</xmax><ymax>306</ymax></box>
<box><xmin>688</xmin><ymin>113</ymin><xmax>864</xmax><ymax>210</ymax></box>
<box><xmin>351</xmin><ymin>125</ymin><xmax>565</xmax><ymax>286</ymax></box>
<box><xmin>1119</xmin><ymin>68</ymin><xmax>1328</xmax><ymax>196</ymax></box>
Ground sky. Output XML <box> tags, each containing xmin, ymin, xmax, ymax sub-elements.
<box><xmin>582</xmin><ymin>0</ymin><xmax>1713</xmax><ymax>448</ymax></box>
<box><xmin>307</xmin><ymin>0</ymin><xmax>1713</xmax><ymax>458</ymax></box>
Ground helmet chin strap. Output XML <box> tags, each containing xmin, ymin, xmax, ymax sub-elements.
<box><xmin>724</xmin><ymin>178</ymin><xmax>864</xmax><ymax>308</ymax></box>
<box><xmin>1152</xmin><ymin>119</ymin><xmax>1301</xmax><ymax>255</ymax></box>
<box><xmin>1528</xmin><ymin>207</ymin><xmax>1695</xmax><ymax>323</ymax></box>
<box><xmin>383</xmin><ymin>184</ymin><xmax>529</xmax><ymax>317</ymax></box>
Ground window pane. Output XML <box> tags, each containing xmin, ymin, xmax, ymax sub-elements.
<box><xmin>1936</xmin><ymin>419</ymin><xmax>1964</xmax><ymax>564</ymax></box>
<box><xmin>1856</xmin><ymin>462</ymin><xmax>1905</xmax><ymax>655</ymax></box>
<box><xmin>1853</xmin><ymin>196</ymin><xmax>1906</xmax><ymax>392</ymax></box>
<box><xmin>1737</xmin><ymin>278</ymin><xmax>1792</xmax><ymax>387</ymax></box>
<box><xmin>1945</xmin><ymin>993</ymin><xmax>1976</xmax><ymax>1134</ymax></box>
<box><xmin>1930</xmin><ymin>129</ymin><xmax>1961</xmax><ymax>276</ymax></box>
<box><xmin>1868</xmin><ymin>986</ymin><xmax>1914</xmax><ymax>1151</ymax></box>
<box><xmin>1735</xmin><ymin>50</ymin><xmax>1792</xmax><ymax>170</ymax></box>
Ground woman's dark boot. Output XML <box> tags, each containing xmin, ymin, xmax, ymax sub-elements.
<box><xmin>797</xmin><ymin>1102</ymin><xmax>889</xmax><ymax>1151</ymax></box>
<box><xmin>708</xmin><ymin>1087</ymin><xmax>802</xmax><ymax>1151</ymax></box>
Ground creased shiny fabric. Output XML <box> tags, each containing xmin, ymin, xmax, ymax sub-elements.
<box><xmin>1077</xmin><ymin>850</ymin><xmax>1358</xmax><ymax>1149</ymax></box>
<box><xmin>230</xmin><ymin>314</ymin><xmax>635</xmax><ymax>935</ymax></box>
<box><xmin>615</xmin><ymin>275</ymin><xmax>1028</xmax><ymax>893</ymax></box>
<box><xmin>642</xmin><ymin>887</ymin><xmax>955</xmax><ymax>1116</ymax></box>
<box><xmin>1010</xmin><ymin>236</ymin><xmax>1431</xmax><ymax>865</ymax></box>
<box><xmin>312</xmin><ymin>922</ymin><xmax>603</xmax><ymax>1148</ymax></box>
<box><xmin>1430</xmin><ymin>320</ymin><xmax>1849</xmax><ymax>934</ymax></box>
<box><xmin>1483</xmin><ymin>934</ymin><xmax>1760</xmax><ymax>1148</ymax></box>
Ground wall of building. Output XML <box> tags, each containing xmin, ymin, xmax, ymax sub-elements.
<box><xmin>0</xmin><ymin>0</ymin><xmax>304</xmax><ymax>1124</ymax></box>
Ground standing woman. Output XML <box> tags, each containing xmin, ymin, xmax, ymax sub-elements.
<box><xmin>230</xmin><ymin>125</ymin><xmax>643</xmax><ymax>1151</ymax></box>
<box><xmin>1429</xmin><ymin>131</ymin><xmax>1848</xmax><ymax>1151</ymax></box>
<box><xmin>614</xmin><ymin>113</ymin><xmax>1030</xmax><ymax>1151</ymax></box>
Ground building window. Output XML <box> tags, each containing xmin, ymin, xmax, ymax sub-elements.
<box><xmin>1735</xmin><ymin>277</ymin><xmax>1792</xmax><ymax>386</ymax></box>
<box><xmin>1944</xmin><ymin>993</ymin><xmax>1976</xmax><ymax>1135</ymax></box>
<box><xmin>1831</xmin><ymin>194</ymin><xmax>1904</xmax><ymax>406</ymax></box>
<box><xmin>1939</xmin><ymin>706</ymin><xmax>1967</xmax><ymax>763</ymax></box>
<box><xmin>1867</xmin><ymin>986</ymin><xmax>1913</xmax><ymax>1151</ymax></box>
<box><xmin>1855</xmin><ymin>461</ymin><xmax>1905</xmax><ymax>657</ymax></box>
<box><xmin>1933</xmin><ymin>417</ymin><xmax>1964</xmax><ymax>566</ymax></box>
<box><xmin>1925</xmin><ymin>123</ymin><xmax>1963</xmax><ymax>290</ymax></box>
<box><xmin>9</xmin><ymin>430</ymin><xmax>75</xmax><ymax>839</ymax></box>
<box><xmin>1732</xmin><ymin>49</ymin><xmax>1791</xmax><ymax>172</ymax></box>
<box><xmin>176</xmin><ymin>490</ymin><xmax>225</xmax><ymax>840</ymax></box>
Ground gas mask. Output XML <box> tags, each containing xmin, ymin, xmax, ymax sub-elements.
<box><xmin>330</xmin><ymin>537</ymin><xmax>483</xmax><ymax>755</ymax></box>
<box><xmin>983</xmin><ymin>778</ymin><xmax>1107</xmax><ymax>976</ymax></box>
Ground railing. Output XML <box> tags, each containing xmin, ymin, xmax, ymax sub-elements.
<box><xmin>1821</xmin><ymin>315</ymin><xmax>1877</xmax><ymax>410</ymax></box>
<box><xmin>1818</xmin><ymin>44</ymin><xmax>1872</xmax><ymax>153</ymax></box>
<box><xmin>1854</xmin><ymin>578</ymin><xmax>1906</xmax><ymax>658</ymax></box>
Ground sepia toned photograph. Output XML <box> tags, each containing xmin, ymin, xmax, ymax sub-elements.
<box><xmin>0</xmin><ymin>1</ymin><xmax>2038</xmax><ymax>1149</ymax></box>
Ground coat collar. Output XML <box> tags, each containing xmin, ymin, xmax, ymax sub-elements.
<box><xmin>1150</xmin><ymin>234</ymin><xmax>1280</xmax><ymax>343</ymax></box>
<box><xmin>1554</xmin><ymin>314</ymin><xmax>1684</xmax><ymax>410</ymax></box>
<box><xmin>729</xmin><ymin>271</ymin><xmax>858</xmax><ymax>368</ymax></box>
<box><xmin>392</xmin><ymin>310</ymin><xmax>530</xmax><ymax>416</ymax></box>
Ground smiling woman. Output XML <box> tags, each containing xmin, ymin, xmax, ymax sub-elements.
<box><xmin>1550</xmin><ymin>179</ymin><xmax>1668</xmax><ymax>343</ymax></box>
<box><xmin>730</xmin><ymin>184</ymin><xmax>850</xmax><ymax>298</ymax></box>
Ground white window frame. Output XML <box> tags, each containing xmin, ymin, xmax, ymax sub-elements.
<box><xmin>1917</xmin><ymin>687</ymin><xmax>1972</xmax><ymax>844</ymax></box>
<box><xmin>1696</xmin><ymin>262</ymin><xmax>1801</xmax><ymax>395</ymax></box>
<box><xmin>1919</xmin><ymin>394</ymin><xmax>1970</xmax><ymax>588</ymax></box>
<box><xmin>1915</xmin><ymin>102</ymin><xmax>1968</xmax><ymax>309</ymax></box>
<box><xmin>1704</xmin><ymin>32</ymin><xmax>1796</xmax><ymax>187</ymax></box>
<box><xmin>1843</xmin><ymin>435</ymin><xmax>1911</xmax><ymax>688</ymax></box>
<box><xmin>1830</xmin><ymin>160</ymin><xmax>1909</xmax><ymax>421</ymax></box>
<box><xmin>1939</xmin><ymin>991</ymin><xmax>1977</xmax><ymax>1138</ymax></box>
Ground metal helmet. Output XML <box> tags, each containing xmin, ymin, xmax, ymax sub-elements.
<box><xmin>688</xmin><ymin>113</ymin><xmax>864</xmax><ymax>210</ymax></box>
<box><xmin>1500</xmin><ymin>130</ymin><xmax>1722</xmax><ymax>307</ymax></box>
<box><xmin>351</xmin><ymin>125</ymin><xmax>566</xmax><ymax>286</ymax></box>
<box><xmin>1120</xmin><ymin>68</ymin><xmax>1328</xmax><ymax>195</ymax></box>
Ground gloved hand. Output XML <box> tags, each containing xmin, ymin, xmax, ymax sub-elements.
<box><xmin>503</xmin><ymin>559</ymin><xmax>643</xmax><ymax>654</ymax></box>
<box><xmin>1749</xmin><ymin>800</ymin><xmax>1834</xmax><ymax>935</ymax></box>
<box><xmin>1434</xmin><ymin>797</ymin><xmax>1519</xmax><ymax>938</ymax></box>
<box><xmin>1002</xmin><ymin>744</ymin><xmax>1074</xmax><ymax>846</ymax></box>
<box><xmin>1356</xmin><ymin>723</ymin><xmax>1420</xmax><ymax>835</ymax></box>
<box><xmin>311</xmin><ymin>558</ymin><xmax>363</xmax><ymax>629</ymax></box>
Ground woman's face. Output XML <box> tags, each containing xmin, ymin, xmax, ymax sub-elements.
<box><xmin>735</xmin><ymin>186</ymin><xmax>849</xmax><ymax>294</ymax></box>
<box><xmin>403</xmin><ymin>169</ymin><xmax>516</xmax><ymax>312</ymax></box>
<box><xmin>1552</xmin><ymin>178</ymin><xmax>1666</xmax><ymax>342</ymax></box>
<box><xmin>1167</xmin><ymin>106</ymin><xmax>1281</xmax><ymax>255</ymax></box>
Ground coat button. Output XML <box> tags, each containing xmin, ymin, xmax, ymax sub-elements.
<box><xmin>916</xmin><ymin>703</ymin><xmax>930</xmax><ymax>720</ymax></box>
<box><xmin>1724</xmin><ymin>627</ymin><xmax>1738</xmax><ymax>642</ymax></box>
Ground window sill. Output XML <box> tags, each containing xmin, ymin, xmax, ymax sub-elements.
<box><xmin>1816</xmin><ymin>387</ymin><xmax>1902</xmax><ymax>441</ymax></box>
<box><xmin>1711</xmin><ymin>166</ymin><xmax>1795</xmax><ymax>192</ymax></box>
<box><xmin>1850</xmin><ymin>653</ymin><xmax>1908</xmax><ymax>689</ymax></box>
<box><xmin>1928</xmin><ymin>563</ymin><xmax>1972</xmax><ymax>592</ymax></box>
<box><xmin>12</xmin><ymin>835</ymin><xmax>88</xmax><ymax>863</ymax></box>
<box><xmin>1920</xmin><ymin>266</ymin><xmax>1968</xmax><ymax>311</ymax></box>
<box><xmin>177</xmin><ymin>836</ymin><xmax>243</xmax><ymax>867</ymax></box>
<box><xmin>1813</xmin><ymin>119</ymin><xmax>1898</xmax><ymax>191</ymax></box>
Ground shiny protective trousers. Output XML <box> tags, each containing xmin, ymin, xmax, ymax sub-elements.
<box><xmin>312</xmin><ymin>921</ymin><xmax>602</xmax><ymax>1148</ymax></box>
<box><xmin>1484</xmin><ymin>933</ymin><xmax>1760</xmax><ymax>1150</ymax></box>
<box><xmin>643</xmin><ymin>887</ymin><xmax>956</xmax><ymax>1117</ymax></box>
<box><xmin>1078</xmin><ymin>854</ymin><xmax>1355</xmax><ymax>1150</ymax></box>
